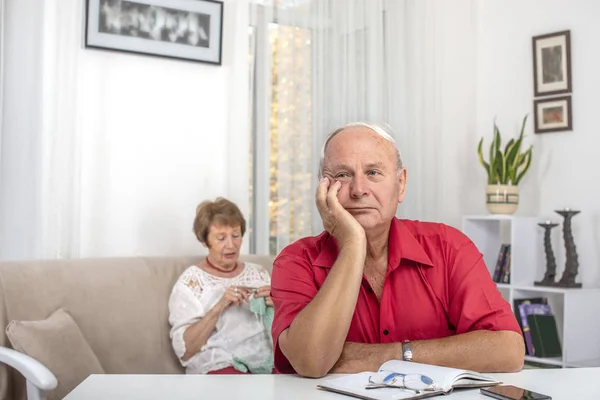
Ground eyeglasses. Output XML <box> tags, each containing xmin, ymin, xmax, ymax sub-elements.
<box><xmin>366</xmin><ymin>371</ymin><xmax>436</xmax><ymax>393</ymax></box>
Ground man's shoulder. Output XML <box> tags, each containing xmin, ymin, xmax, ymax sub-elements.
<box><xmin>397</xmin><ymin>218</ymin><xmax>471</xmax><ymax>249</ymax></box>
<box><xmin>274</xmin><ymin>231</ymin><xmax>329</xmax><ymax>263</ymax></box>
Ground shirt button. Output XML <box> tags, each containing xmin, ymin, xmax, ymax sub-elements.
<box><xmin>383</xmin><ymin>329</ymin><xmax>389</xmax><ymax>335</ymax></box>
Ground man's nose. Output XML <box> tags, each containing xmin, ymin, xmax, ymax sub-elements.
<box><xmin>350</xmin><ymin>175</ymin><xmax>368</xmax><ymax>198</ymax></box>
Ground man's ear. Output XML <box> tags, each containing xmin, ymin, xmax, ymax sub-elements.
<box><xmin>397</xmin><ymin>168</ymin><xmax>407</xmax><ymax>203</ymax></box>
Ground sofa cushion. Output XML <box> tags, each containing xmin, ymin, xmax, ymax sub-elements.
<box><xmin>5</xmin><ymin>308</ymin><xmax>105</xmax><ymax>400</ymax></box>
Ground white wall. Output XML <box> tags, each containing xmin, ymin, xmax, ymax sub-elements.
<box><xmin>78</xmin><ymin>53</ymin><xmax>228</xmax><ymax>257</ymax></box>
<box><xmin>78</xmin><ymin>0</ymin><xmax>250</xmax><ymax>258</ymax></box>
<box><xmin>474</xmin><ymin>0</ymin><xmax>600</xmax><ymax>287</ymax></box>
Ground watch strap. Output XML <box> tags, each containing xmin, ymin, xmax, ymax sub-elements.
<box><xmin>402</xmin><ymin>340</ymin><xmax>413</xmax><ymax>362</ymax></box>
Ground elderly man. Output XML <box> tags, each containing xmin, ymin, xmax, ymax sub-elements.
<box><xmin>270</xmin><ymin>122</ymin><xmax>524</xmax><ymax>378</ymax></box>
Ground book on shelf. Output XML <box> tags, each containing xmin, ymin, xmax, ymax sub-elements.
<box><xmin>513</xmin><ymin>298</ymin><xmax>562</xmax><ymax>358</ymax></box>
<box><xmin>513</xmin><ymin>297</ymin><xmax>548</xmax><ymax>335</ymax></box>
<box><xmin>528</xmin><ymin>314</ymin><xmax>562</xmax><ymax>358</ymax></box>
<box><xmin>492</xmin><ymin>244</ymin><xmax>511</xmax><ymax>284</ymax></box>
<box><xmin>317</xmin><ymin>360</ymin><xmax>500</xmax><ymax>400</ymax></box>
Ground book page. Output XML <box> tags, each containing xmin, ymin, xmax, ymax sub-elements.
<box><xmin>378</xmin><ymin>360</ymin><xmax>498</xmax><ymax>389</ymax></box>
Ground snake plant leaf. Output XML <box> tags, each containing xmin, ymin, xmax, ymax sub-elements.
<box><xmin>490</xmin><ymin>149</ymin><xmax>502</xmax><ymax>184</ymax></box>
<box><xmin>496</xmin><ymin>149</ymin><xmax>507</xmax><ymax>184</ymax></box>
<box><xmin>508</xmin><ymin>157</ymin><xmax>518</xmax><ymax>184</ymax></box>
<box><xmin>510</xmin><ymin>117</ymin><xmax>527</xmax><ymax>172</ymax></box>
<box><xmin>504</xmin><ymin>138</ymin><xmax>515</xmax><ymax>155</ymax></box>
<box><xmin>519</xmin><ymin>114</ymin><xmax>529</xmax><ymax>140</ymax></box>
<box><xmin>477</xmin><ymin>137</ymin><xmax>490</xmax><ymax>176</ymax></box>
<box><xmin>487</xmin><ymin>159</ymin><xmax>496</xmax><ymax>184</ymax></box>
<box><xmin>511</xmin><ymin>152</ymin><xmax>527</xmax><ymax>183</ymax></box>
<box><xmin>515</xmin><ymin>146</ymin><xmax>533</xmax><ymax>184</ymax></box>
<box><xmin>488</xmin><ymin>152</ymin><xmax>498</xmax><ymax>184</ymax></box>
<box><xmin>494</xmin><ymin>124</ymin><xmax>502</xmax><ymax>156</ymax></box>
<box><xmin>489</xmin><ymin>130</ymin><xmax>497</xmax><ymax>179</ymax></box>
<box><xmin>505</xmin><ymin>140</ymin><xmax>520</xmax><ymax>183</ymax></box>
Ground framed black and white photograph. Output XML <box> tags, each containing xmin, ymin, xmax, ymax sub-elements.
<box><xmin>85</xmin><ymin>0</ymin><xmax>223</xmax><ymax>65</ymax></box>
<box><xmin>534</xmin><ymin>96</ymin><xmax>573</xmax><ymax>134</ymax></box>
<box><xmin>532</xmin><ymin>30</ymin><xmax>572</xmax><ymax>97</ymax></box>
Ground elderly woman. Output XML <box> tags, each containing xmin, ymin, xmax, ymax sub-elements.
<box><xmin>168</xmin><ymin>197</ymin><xmax>274</xmax><ymax>374</ymax></box>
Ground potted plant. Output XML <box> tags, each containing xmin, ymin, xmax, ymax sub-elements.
<box><xmin>477</xmin><ymin>115</ymin><xmax>533</xmax><ymax>214</ymax></box>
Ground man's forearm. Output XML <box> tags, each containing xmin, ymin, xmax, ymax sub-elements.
<box><xmin>330</xmin><ymin>330</ymin><xmax>525</xmax><ymax>374</ymax></box>
<box><xmin>412</xmin><ymin>330</ymin><xmax>524</xmax><ymax>372</ymax></box>
<box><xmin>280</xmin><ymin>242</ymin><xmax>365</xmax><ymax>377</ymax></box>
<box><xmin>330</xmin><ymin>341</ymin><xmax>402</xmax><ymax>373</ymax></box>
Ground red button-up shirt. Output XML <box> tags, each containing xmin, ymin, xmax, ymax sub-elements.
<box><xmin>270</xmin><ymin>217</ymin><xmax>521</xmax><ymax>373</ymax></box>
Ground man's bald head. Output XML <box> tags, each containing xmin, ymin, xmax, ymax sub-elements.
<box><xmin>318</xmin><ymin>122</ymin><xmax>402</xmax><ymax>179</ymax></box>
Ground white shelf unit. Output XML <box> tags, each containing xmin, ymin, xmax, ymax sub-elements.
<box><xmin>462</xmin><ymin>215</ymin><xmax>600</xmax><ymax>369</ymax></box>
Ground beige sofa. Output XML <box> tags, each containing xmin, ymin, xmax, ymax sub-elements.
<box><xmin>0</xmin><ymin>254</ymin><xmax>275</xmax><ymax>400</ymax></box>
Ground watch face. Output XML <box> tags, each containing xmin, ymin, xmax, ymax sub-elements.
<box><xmin>402</xmin><ymin>342</ymin><xmax>412</xmax><ymax>361</ymax></box>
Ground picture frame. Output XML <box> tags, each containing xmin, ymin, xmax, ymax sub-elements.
<box><xmin>533</xmin><ymin>96</ymin><xmax>573</xmax><ymax>134</ymax></box>
<box><xmin>85</xmin><ymin>0</ymin><xmax>223</xmax><ymax>65</ymax></box>
<box><xmin>532</xmin><ymin>30</ymin><xmax>572</xmax><ymax>97</ymax></box>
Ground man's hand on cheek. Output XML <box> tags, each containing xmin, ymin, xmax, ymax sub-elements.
<box><xmin>315</xmin><ymin>177</ymin><xmax>365</xmax><ymax>248</ymax></box>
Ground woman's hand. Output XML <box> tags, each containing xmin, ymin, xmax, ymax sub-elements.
<box><xmin>216</xmin><ymin>286</ymin><xmax>252</xmax><ymax>312</ymax></box>
<box><xmin>254</xmin><ymin>285</ymin><xmax>273</xmax><ymax>307</ymax></box>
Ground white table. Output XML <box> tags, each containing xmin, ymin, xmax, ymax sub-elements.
<box><xmin>64</xmin><ymin>368</ymin><xmax>600</xmax><ymax>400</ymax></box>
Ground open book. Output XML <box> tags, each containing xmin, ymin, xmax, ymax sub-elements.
<box><xmin>317</xmin><ymin>360</ymin><xmax>501</xmax><ymax>400</ymax></box>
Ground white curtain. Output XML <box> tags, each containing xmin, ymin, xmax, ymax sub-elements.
<box><xmin>400</xmin><ymin>0</ymin><xmax>478</xmax><ymax>228</ymax></box>
<box><xmin>223</xmin><ymin>0</ymin><xmax>252</xmax><ymax>254</ymax></box>
<box><xmin>40</xmin><ymin>0</ymin><xmax>83</xmax><ymax>259</ymax></box>
<box><xmin>250</xmin><ymin>0</ymin><xmax>478</xmax><ymax>253</ymax></box>
<box><xmin>0</xmin><ymin>0</ymin><xmax>82</xmax><ymax>260</ymax></box>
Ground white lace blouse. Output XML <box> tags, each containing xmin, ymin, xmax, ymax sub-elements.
<box><xmin>168</xmin><ymin>262</ymin><xmax>273</xmax><ymax>374</ymax></box>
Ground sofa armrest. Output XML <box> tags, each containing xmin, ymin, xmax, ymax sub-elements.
<box><xmin>0</xmin><ymin>346</ymin><xmax>57</xmax><ymax>400</ymax></box>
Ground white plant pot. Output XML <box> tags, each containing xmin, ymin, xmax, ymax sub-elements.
<box><xmin>486</xmin><ymin>184</ymin><xmax>519</xmax><ymax>214</ymax></box>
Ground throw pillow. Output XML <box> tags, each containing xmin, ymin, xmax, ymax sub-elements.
<box><xmin>5</xmin><ymin>308</ymin><xmax>104</xmax><ymax>400</ymax></box>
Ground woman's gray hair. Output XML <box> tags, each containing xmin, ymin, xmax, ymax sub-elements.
<box><xmin>318</xmin><ymin>122</ymin><xmax>403</xmax><ymax>179</ymax></box>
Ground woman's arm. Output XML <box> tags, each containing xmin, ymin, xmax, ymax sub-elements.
<box><xmin>181</xmin><ymin>304</ymin><xmax>221</xmax><ymax>361</ymax></box>
<box><xmin>181</xmin><ymin>285</ymin><xmax>251</xmax><ymax>361</ymax></box>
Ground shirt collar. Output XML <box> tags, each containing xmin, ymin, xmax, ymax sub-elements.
<box><xmin>313</xmin><ymin>218</ymin><xmax>434</xmax><ymax>269</ymax></box>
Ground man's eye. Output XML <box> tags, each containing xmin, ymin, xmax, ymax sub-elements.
<box><xmin>368</xmin><ymin>170</ymin><xmax>379</xmax><ymax>176</ymax></box>
<box><xmin>336</xmin><ymin>173</ymin><xmax>348</xmax><ymax>178</ymax></box>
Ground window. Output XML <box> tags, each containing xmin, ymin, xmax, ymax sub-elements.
<box><xmin>249</xmin><ymin>10</ymin><xmax>314</xmax><ymax>255</ymax></box>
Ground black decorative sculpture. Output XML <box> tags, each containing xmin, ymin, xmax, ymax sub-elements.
<box><xmin>535</xmin><ymin>221</ymin><xmax>559</xmax><ymax>287</ymax></box>
<box><xmin>555</xmin><ymin>208</ymin><xmax>582</xmax><ymax>288</ymax></box>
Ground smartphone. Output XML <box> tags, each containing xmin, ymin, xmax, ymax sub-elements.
<box><xmin>480</xmin><ymin>385</ymin><xmax>551</xmax><ymax>400</ymax></box>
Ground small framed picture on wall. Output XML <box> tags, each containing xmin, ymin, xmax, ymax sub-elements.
<box><xmin>533</xmin><ymin>96</ymin><xmax>572</xmax><ymax>134</ymax></box>
<box><xmin>532</xmin><ymin>30</ymin><xmax>572</xmax><ymax>97</ymax></box>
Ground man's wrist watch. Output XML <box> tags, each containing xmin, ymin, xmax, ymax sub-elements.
<box><xmin>402</xmin><ymin>340</ymin><xmax>413</xmax><ymax>362</ymax></box>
